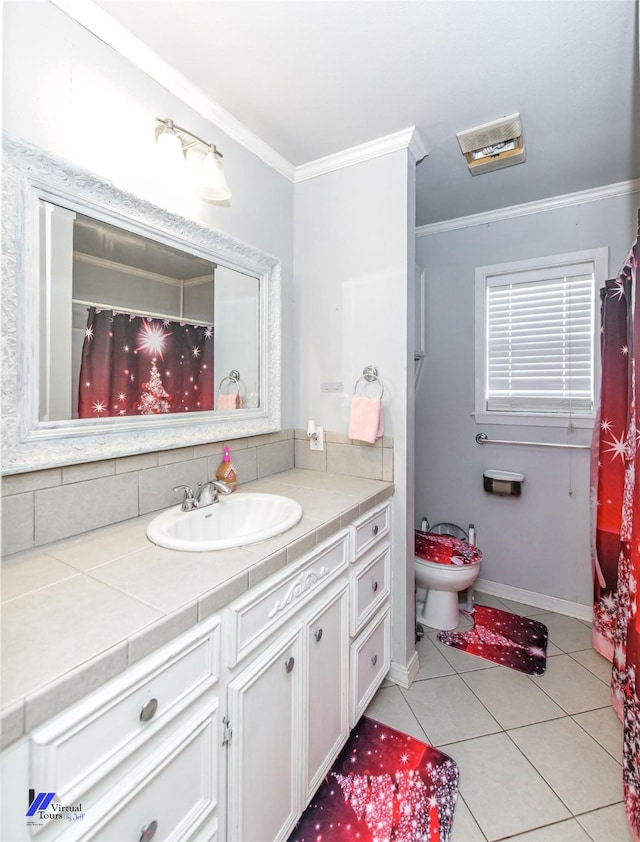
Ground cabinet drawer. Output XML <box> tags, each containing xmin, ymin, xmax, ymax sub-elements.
<box><xmin>351</xmin><ymin>542</ymin><xmax>390</xmax><ymax>636</ymax></box>
<box><xmin>350</xmin><ymin>606</ymin><xmax>390</xmax><ymax>727</ymax></box>
<box><xmin>351</xmin><ymin>503</ymin><xmax>390</xmax><ymax>560</ymax></box>
<box><xmin>30</xmin><ymin>618</ymin><xmax>220</xmax><ymax>808</ymax></box>
<box><xmin>226</xmin><ymin>531</ymin><xmax>349</xmax><ymax>667</ymax></box>
<box><xmin>60</xmin><ymin>698</ymin><xmax>218</xmax><ymax>842</ymax></box>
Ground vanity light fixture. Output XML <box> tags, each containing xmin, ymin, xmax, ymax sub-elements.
<box><xmin>155</xmin><ymin>117</ymin><xmax>232</xmax><ymax>201</ymax></box>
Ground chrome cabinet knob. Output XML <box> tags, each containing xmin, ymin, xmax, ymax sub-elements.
<box><xmin>371</xmin><ymin>580</ymin><xmax>379</xmax><ymax>592</ymax></box>
<box><xmin>314</xmin><ymin>628</ymin><xmax>323</xmax><ymax>642</ymax></box>
<box><xmin>285</xmin><ymin>656</ymin><xmax>295</xmax><ymax>673</ymax></box>
<box><xmin>139</xmin><ymin>820</ymin><xmax>158</xmax><ymax>841</ymax></box>
<box><xmin>371</xmin><ymin>654</ymin><xmax>378</xmax><ymax>667</ymax></box>
<box><xmin>372</xmin><ymin>524</ymin><xmax>379</xmax><ymax>536</ymax></box>
<box><xmin>139</xmin><ymin>698</ymin><xmax>158</xmax><ymax>723</ymax></box>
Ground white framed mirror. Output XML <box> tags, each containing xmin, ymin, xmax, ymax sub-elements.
<box><xmin>2</xmin><ymin>134</ymin><xmax>282</xmax><ymax>474</ymax></box>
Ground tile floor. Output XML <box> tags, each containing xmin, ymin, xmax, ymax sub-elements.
<box><xmin>365</xmin><ymin>593</ymin><xmax>633</xmax><ymax>842</ymax></box>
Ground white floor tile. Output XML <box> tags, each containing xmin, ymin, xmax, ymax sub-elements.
<box><xmin>449</xmin><ymin>794</ymin><xmax>487</xmax><ymax>842</ymax></box>
<box><xmin>503</xmin><ymin>818</ymin><xmax>592</xmax><ymax>840</ymax></box>
<box><xmin>571</xmin><ymin>647</ymin><xmax>614</xmax><ymax>684</ymax></box>
<box><xmin>440</xmin><ymin>732</ymin><xmax>570</xmax><ymax>841</ymax></box>
<box><xmin>495</xmin><ymin>597</ymin><xmax>550</xmax><ymax>618</ymax></box>
<box><xmin>536</xmin><ymin>612</ymin><xmax>594</xmax><ymax>653</ymax></box>
<box><xmin>573</xmin><ymin>706</ymin><xmax>623</xmax><ymax>762</ymax></box>
<box><xmin>363</xmin><ymin>684</ymin><xmax>430</xmax><ymax>743</ymax></box>
<box><xmin>531</xmin><ymin>654</ymin><xmax>611</xmax><ymax>714</ymax></box>
<box><xmin>576</xmin><ymin>803</ymin><xmax>634</xmax><ymax>842</ymax></box>
<box><xmin>414</xmin><ymin>634</ymin><xmax>457</xmax><ymax>681</ymax></box>
<box><xmin>461</xmin><ymin>666</ymin><xmax>565</xmax><ymax>730</ymax></box>
<box><xmin>402</xmin><ymin>674</ymin><xmax>501</xmax><ymax>746</ymax></box>
<box><xmin>508</xmin><ymin>717</ymin><xmax>624</xmax><ymax>815</ymax></box>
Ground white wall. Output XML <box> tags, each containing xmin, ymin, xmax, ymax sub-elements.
<box><xmin>2</xmin><ymin>0</ymin><xmax>295</xmax><ymax>426</ymax></box>
<box><xmin>294</xmin><ymin>151</ymin><xmax>417</xmax><ymax>676</ymax></box>
<box><xmin>415</xmin><ymin>192</ymin><xmax>640</xmax><ymax>611</ymax></box>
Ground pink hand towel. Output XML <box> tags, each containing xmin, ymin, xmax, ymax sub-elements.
<box><xmin>217</xmin><ymin>393</ymin><xmax>242</xmax><ymax>410</ymax></box>
<box><xmin>348</xmin><ymin>395</ymin><xmax>384</xmax><ymax>444</ymax></box>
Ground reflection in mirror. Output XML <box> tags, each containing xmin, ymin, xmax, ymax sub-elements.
<box><xmin>2</xmin><ymin>134</ymin><xmax>281</xmax><ymax>474</ymax></box>
<box><xmin>40</xmin><ymin>204</ymin><xmax>260</xmax><ymax>423</ymax></box>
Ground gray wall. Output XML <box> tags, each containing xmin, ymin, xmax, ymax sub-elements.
<box><xmin>415</xmin><ymin>192</ymin><xmax>640</xmax><ymax>610</ymax></box>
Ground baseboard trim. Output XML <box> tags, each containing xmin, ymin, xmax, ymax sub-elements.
<box><xmin>387</xmin><ymin>650</ymin><xmax>420</xmax><ymax>689</ymax></box>
<box><xmin>475</xmin><ymin>578</ymin><xmax>593</xmax><ymax>622</ymax></box>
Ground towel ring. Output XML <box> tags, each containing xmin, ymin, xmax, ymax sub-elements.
<box><xmin>218</xmin><ymin>369</ymin><xmax>241</xmax><ymax>395</ymax></box>
<box><xmin>353</xmin><ymin>365</ymin><xmax>384</xmax><ymax>398</ymax></box>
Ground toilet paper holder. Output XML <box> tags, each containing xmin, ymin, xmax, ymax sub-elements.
<box><xmin>483</xmin><ymin>469</ymin><xmax>524</xmax><ymax>497</ymax></box>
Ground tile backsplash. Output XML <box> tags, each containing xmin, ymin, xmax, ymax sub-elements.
<box><xmin>1</xmin><ymin>429</ymin><xmax>393</xmax><ymax>555</ymax></box>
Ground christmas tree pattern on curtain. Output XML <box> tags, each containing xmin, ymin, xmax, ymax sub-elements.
<box><xmin>590</xmin><ymin>216</ymin><xmax>640</xmax><ymax>841</ymax></box>
<box><xmin>78</xmin><ymin>309</ymin><xmax>214</xmax><ymax>417</ymax></box>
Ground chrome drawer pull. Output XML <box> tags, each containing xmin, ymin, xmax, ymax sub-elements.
<box><xmin>372</xmin><ymin>524</ymin><xmax>379</xmax><ymax>536</ymax></box>
<box><xmin>285</xmin><ymin>656</ymin><xmax>295</xmax><ymax>673</ymax></box>
<box><xmin>371</xmin><ymin>580</ymin><xmax>379</xmax><ymax>592</ymax></box>
<box><xmin>371</xmin><ymin>654</ymin><xmax>378</xmax><ymax>667</ymax></box>
<box><xmin>314</xmin><ymin>628</ymin><xmax>323</xmax><ymax>642</ymax></box>
<box><xmin>139</xmin><ymin>820</ymin><xmax>158</xmax><ymax>842</ymax></box>
<box><xmin>139</xmin><ymin>698</ymin><xmax>158</xmax><ymax>723</ymax></box>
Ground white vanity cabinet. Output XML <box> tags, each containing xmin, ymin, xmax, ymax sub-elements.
<box><xmin>348</xmin><ymin>504</ymin><xmax>392</xmax><ymax>726</ymax></box>
<box><xmin>222</xmin><ymin>501</ymin><xmax>391</xmax><ymax>842</ymax></box>
<box><xmin>223</xmin><ymin>532</ymin><xmax>351</xmax><ymax>842</ymax></box>
<box><xmin>0</xmin><ymin>617</ymin><xmax>221</xmax><ymax>842</ymax></box>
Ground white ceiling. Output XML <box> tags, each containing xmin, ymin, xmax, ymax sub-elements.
<box><xmin>94</xmin><ymin>0</ymin><xmax>640</xmax><ymax>227</ymax></box>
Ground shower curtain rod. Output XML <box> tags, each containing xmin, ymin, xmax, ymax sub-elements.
<box><xmin>72</xmin><ymin>298</ymin><xmax>213</xmax><ymax>328</ymax></box>
<box><xmin>475</xmin><ymin>432</ymin><xmax>590</xmax><ymax>450</ymax></box>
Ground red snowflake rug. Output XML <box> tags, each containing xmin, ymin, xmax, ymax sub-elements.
<box><xmin>437</xmin><ymin>604</ymin><xmax>548</xmax><ymax>675</ymax></box>
<box><xmin>288</xmin><ymin>716</ymin><xmax>459</xmax><ymax>842</ymax></box>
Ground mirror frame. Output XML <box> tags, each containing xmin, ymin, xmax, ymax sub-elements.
<box><xmin>2</xmin><ymin>134</ymin><xmax>282</xmax><ymax>474</ymax></box>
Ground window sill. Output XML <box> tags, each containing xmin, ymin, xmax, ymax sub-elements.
<box><xmin>472</xmin><ymin>410</ymin><xmax>595</xmax><ymax>430</ymax></box>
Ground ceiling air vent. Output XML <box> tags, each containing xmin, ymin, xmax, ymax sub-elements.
<box><xmin>456</xmin><ymin>113</ymin><xmax>525</xmax><ymax>176</ymax></box>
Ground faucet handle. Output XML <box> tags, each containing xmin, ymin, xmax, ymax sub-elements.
<box><xmin>173</xmin><ymin>485</ymin><xmax>196</xmax><ymax>511</ymax></box>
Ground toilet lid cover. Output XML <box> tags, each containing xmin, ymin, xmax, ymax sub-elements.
<box><xmin>415</xmin><ymin>530</ymin><xmax>483</xmax><ymax>566</ymax></box>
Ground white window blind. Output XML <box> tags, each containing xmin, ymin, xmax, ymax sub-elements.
<box><xmin>485</xmin><ymin>261</ymin><xmax>595</xmax><ymax>414</ymax></box>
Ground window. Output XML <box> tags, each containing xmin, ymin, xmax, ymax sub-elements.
<box><xmin>475</xmin><ymin>248</ymin><xmax>608</xmax><ymax>426</ymax></box>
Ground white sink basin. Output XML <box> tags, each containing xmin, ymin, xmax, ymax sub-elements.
<box><xmin>146</xmin><ymin>493</ymin><xmax>303</xmax><ymax>552</ymax></box>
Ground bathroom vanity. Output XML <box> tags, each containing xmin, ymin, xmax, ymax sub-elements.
<box><xmin>0</xmin><ymin>473</ymin><xmax>392</xmax><ymax>841</ymax></box>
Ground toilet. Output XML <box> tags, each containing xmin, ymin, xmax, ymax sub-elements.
<box><xmin>414</xmin><ymin>530</ymin><xmax>483</xmax><ymax>631</ymax></box>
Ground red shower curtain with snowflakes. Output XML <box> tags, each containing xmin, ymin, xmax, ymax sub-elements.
<box><xmin>591</xmin><ymin>217</ymin><xmax>640</xmax><ymax>840</ymax></box>
<box><xmin>78</xmin><ymin>309</ymin><xmax>214</xmax><ymax>417</ymax></box>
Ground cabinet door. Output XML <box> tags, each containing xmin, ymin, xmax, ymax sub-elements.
<box><xmin>227</xmin><ymin>631</ymin><xmax>302</xmax><ymax>842</ymax></box>
<box><xmin>305</xmin><ymin>584</ymin><xmax>349</xmax><ymax>801</ymax></box>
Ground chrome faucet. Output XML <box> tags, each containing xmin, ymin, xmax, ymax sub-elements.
<box><xmin>173</xmin><ymin>480</ymin><xmax>232</xmax><ymax>512</ymax></box>
<box><xmin>195</xmin><ymin>480</ymin><xmax>233</xmax><ymax>507</ymax></box>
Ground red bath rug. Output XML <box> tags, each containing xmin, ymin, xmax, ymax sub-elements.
<box><xmin>288</xmin><ymin>716</ymin><xmax>459</xmax><ymax>842</ymax></box>
<box><xmin>437</xmin><ymin>604</ymin><xmax>548</xmax><ymax>675</ymax></box>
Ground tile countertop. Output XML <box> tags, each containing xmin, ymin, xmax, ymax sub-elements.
<box><xmin>1</xmin><ymin>469</ymin><xmax>393</xmax><ymax>749</ymax></box>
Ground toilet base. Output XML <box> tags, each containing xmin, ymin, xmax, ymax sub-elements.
<box><xmin>417</xmin><ymin>588</ymin><xmax>461</xmax><ymax>631</ymax></box>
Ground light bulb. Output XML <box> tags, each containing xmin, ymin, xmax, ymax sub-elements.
<box><xmin>156</xmin><ymin>127</ymin><xmax>183</xmax><ymax>160</ymax></box>
<box><xmin>155</xmin><ymin>126</ymin><xmax>185</xmax><ymax>183</ymax></box>
<box><xmin>199</xmin><ymin>150</ymin><xmax>232</xmax><ymax>202</ymax></box>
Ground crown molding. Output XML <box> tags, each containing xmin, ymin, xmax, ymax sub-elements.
<box><xmin>49</xmin><ymin>0</ymin><xmax>297</xmax><ymax>182</ymax></box>
<box><xmin>416</xmin><ymin>178</ymin><xmax>640</xmax><ymax>236</ymax></box>
<box><xmin>294</xmin><ymin>127</ymin><xmax>429</xmax><ymax>183</ymax></box>
<box><xmin>51</xmin><ymin>1</ymin><xmax>430</xmax><ymax>186</ymax></box>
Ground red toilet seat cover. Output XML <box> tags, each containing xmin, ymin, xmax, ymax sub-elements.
<box><xmin>414</xmin><ymin>530</ymin><xmax>483</xmax><ymax>566</ymax></box>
